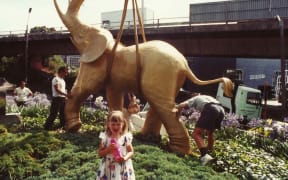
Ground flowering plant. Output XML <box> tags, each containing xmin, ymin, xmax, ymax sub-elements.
<box><xmin>221</xmin><ymin>113</ymin><xmax>240</xmax><ymax>128</ymax></box>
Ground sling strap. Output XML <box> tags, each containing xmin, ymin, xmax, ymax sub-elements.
<box><xmin>105</xmin><ymin>0</ymin><xmax>146</xmax><ymax>95</ymax></box>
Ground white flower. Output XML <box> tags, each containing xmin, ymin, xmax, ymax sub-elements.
<box><xmin>94</xmin><ymin>96</ymin><xmax>103</xmax><ymax>105</ymax></box>
<box><xmin>86</xmin><ymin>95</ymin><xmax>93</xmax><ymax>101</ymax></box>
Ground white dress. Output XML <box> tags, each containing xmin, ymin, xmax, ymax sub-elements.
<box><xmin>97</xmin><ymin>132</ymin><xmax>135</xmax><ymax>180</ymax></box>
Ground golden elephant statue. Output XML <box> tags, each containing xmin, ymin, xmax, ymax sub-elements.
<box><xmin>54</xmin><ymin>0</ymin><xmax>233</xmax><ymax>154</ymax></box>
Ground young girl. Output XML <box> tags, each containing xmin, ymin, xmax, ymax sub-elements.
<box><xmin>97</xmin><ymin>110</ymin><xmax>135</xmax><ymax>180</ymax></box>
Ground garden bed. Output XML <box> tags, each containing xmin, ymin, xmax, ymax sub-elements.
<box><xmin>0</xmin><ymin>94</ymin><xmax>287</xmax><ymax>179</ymax></box>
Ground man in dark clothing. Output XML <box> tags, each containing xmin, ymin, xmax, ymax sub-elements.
<box><xmin>44</xmin><ymin>66</ymin><xmax>70</xmax><ymax>130</ymax></box>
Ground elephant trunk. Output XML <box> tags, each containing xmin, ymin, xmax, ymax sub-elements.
<box><xmin>53</xmin><ymin>0</ymin><xmax>84</xmax><ymax>29</ymax></box>
<box><xmin>54</xmin><ymin>0</ymin><xmax>114</xmax><ymax>63</ymax></box>
<box><xmin>54</xmin><ymin>0</ymin><xmax>90</xmax><ymax>54</ymax></box>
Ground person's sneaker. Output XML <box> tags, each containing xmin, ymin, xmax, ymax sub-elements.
<box><xmin>200</xmin><ymin>154</ymin><xmax>214</xmax><ymax>165</ymax></box>
<box><xmin>56</xmin><ymin>128</ymin><xmax>65</xmax><ymax>134</ymax></box>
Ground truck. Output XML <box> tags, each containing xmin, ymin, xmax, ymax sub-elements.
<box><xmin>216</xmin><ymin>69</ymin><xmax>262</xmax><ymax>119</ymax></box>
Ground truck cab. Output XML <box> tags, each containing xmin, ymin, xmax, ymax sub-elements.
<box><xmin>216</xmin><ymin>83</ymin><xmax>262</xmax><ymax>119</ymax></box>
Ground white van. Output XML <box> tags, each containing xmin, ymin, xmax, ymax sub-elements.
<box><xmin>216</xmin><ymin>83</ymin><xmax>262</xmax><ymax>119</ymax></box>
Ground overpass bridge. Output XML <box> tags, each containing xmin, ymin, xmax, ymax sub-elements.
<box><xmin>0</xmin><ymin>18</ymin><xmax>288</xmax><ymax>59</ymax></box>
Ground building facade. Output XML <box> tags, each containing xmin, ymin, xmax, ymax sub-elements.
<box><xmin>190</xmin><ymin>0</ymin><xmax>288</xmax><ymax>23</ymax></box>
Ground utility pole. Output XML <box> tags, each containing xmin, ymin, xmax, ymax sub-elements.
<box><xmin>276</xmin><ymin>15</ymin><xmax>287</xmax><ymax>118</ymax></box>
<box><xmin>25</xmin><ymin>8</ymin><xmax>32</xmax><ymax>83</ymax></box>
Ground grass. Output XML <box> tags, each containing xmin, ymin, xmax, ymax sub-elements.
<box><xmin>1</xmin><ymin>104</ymin><xmax>287</xmax><ymax>179</ymax></box>
<box><xmin>0</xmin><ymin>118</ymin><xmax>237</xmax><ymax>180</ymax></box>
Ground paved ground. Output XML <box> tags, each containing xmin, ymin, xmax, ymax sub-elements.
<box><xmin>263</xmin><ymin>99</ymin><xmax>282</xmax><ymax>121</ymax></box>
<box><xmin>266</xmin><ymin>99</ymin><xmax>281</xmax><ymax>106</ymax></box>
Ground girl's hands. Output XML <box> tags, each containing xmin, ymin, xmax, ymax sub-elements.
<box><xmin>98</xmin><ymin>142</ymin><xmax>120</xmax><ymax>158</ymax></box>
<box><xmin>108</xmin><ymin>144</ymin><xmax>124</xmax><ymax>162</ymax></box>
<box><xmin>114</xmin><ymin>156</ymin><xmax>125</xmax><ymax>163</ymax></box>
<box><xmin>107</xmin><ymin>143</ymin><xmax>117</xmax><ymax>154</ymax></box>
<box><xmin>102</xmin><ymin>140</ymin><xmax>134</xmax><ymax>163</ymax></box>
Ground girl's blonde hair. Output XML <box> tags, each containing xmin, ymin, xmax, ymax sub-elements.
<box><xmin>105</xmin><ymin>110</ymin><xmax>128</xmax><ymax>136</ymax></box>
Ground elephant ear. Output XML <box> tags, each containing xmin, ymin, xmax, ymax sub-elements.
<box><xmin>79</xmin><ymin>28</ymin><xmax>114</xmax><ymax>63</ymax></box>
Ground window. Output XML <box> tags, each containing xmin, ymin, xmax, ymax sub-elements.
<box><xmin>246</xmin><ymin>92</ymin><xmax>261</xmax><ymax>106</ymax></box>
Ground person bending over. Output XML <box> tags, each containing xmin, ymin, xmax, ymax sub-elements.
<box><xmin>178</xmin><ymin>93</ymin><xmax>225</xmax><ymax>165</ymax></box>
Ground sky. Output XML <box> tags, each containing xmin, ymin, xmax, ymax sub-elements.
<box><xmin>0</xmin><ymin>0</ymin><xmax>224</xmax><ymax>32</ymax></box>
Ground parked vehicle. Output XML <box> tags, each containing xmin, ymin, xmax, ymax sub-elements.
<box><xmin>216</xmin><ymin>83</ymin><xmax>262</xmax><ymax>119</ymax></box>
<box><xmin>216</xmin><ymin>69</ymin><xmax>262</xmax><ymax>119</ymax></box>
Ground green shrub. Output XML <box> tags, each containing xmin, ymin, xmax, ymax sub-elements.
<box><xmin>21</xmin><ymin>106</ymin><xmax>49</xmax><ymax>118</ymax></box>
<box><xmin>0</xmin><ymin>132</ymin><xmax>64</xmax><ymax>179</ymax></box>
<box><xmin>1</xmin><ymin>105</ymin><xmax>287</xmax><ymax>179</ymax></box>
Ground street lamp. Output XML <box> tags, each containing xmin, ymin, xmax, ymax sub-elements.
<box><xmin>25</xmin><ymin>7</ymin><xmax>32</xmax><ymax>83</ymax></box>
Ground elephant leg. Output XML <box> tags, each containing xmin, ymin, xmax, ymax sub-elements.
<box><xmin>157</xmin><ymin>106</ymin><xmax>191</xmax><ymax>155</ymax></box>
<box><xmin>141</xmin><ymin>107</ymin><xmax>162</xmax><ymax>135</ymax></box>
<box><xmin>106</xmin><ymin>86</ymin><xmax>124</xmax><ymax>111</ymax></box>
<box><xmin>65</xmin><ymin>86</ymin><xmax>90</xmax><ymax>132</ymax></box>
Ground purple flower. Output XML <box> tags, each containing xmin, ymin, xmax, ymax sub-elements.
<box><xmin>221</xmin><ymin>113</ymin><xmax>240</xmax><ymax>128</ymax></box>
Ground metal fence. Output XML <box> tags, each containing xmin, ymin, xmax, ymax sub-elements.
<box><xmin>0</xmin><ymin>17</ymin><xmax>192</xmax><ymax>37</ymax></box>
<box><xmin>190</xmin><ymin>0</ymin><xmax>288</xmax><ymax>23</ymax></box>
<box><xmin>2</xmin><ymin>0</ymin><xmax>288</xmax><ymax>37</ymax></box>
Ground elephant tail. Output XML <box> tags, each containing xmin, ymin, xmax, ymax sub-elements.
<box><xmin>185</xmin><ymin>63</ymin><xmax>234</xmax><ymax>97</ymax></box>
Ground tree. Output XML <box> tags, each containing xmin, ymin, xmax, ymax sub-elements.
<box><xmin>30</xmin><ymin>26</ymin><xmax>56</xmax><ymax>33</ymax></box>
<box><xmin>47</xmin><ymin>55</ymin><xmax>66</xmax><ymax>74</ymax></box>
<box><xmin>0</xmin><ymin>56</ymin><xmax>20</xmax><ymax>82</ymax></box>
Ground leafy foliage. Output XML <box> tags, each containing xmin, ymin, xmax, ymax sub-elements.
<box><xmin>1</xmin><ymin>100</ymin><xmax>288</xmax><ymax>179</ymax></box>
<box><xmin>0</xmin><ymin>56</ymin><xmax>17</xmax><ymax>76</ymax></box>
<box><xmin>133</xmin><ymin>145</ymin><xmax>236</xmax><ymax>180</ymax></box>
<box><xmin>0</xmin><ymin>132</ymin><xmax>64</xmax><ymax>179</ymax></box>
<box><xmin>30</xmin><ymin>26</ymin><xmax>56</xmax><ymax>33</ymax></box>
<box><xmin>47</xmin><ymin>55</ymin><xmax>66</xmax><ymax>74</ymax></box>
<box><xmin>213</xmin><ymin>128</ymin><xmax>288</xmax><ymax>179</ymax></box>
